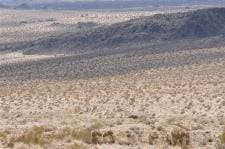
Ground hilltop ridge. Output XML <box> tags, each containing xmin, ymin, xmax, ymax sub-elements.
<box><xmin>1</xmin><ymin>8</ymin><xmax>225</xmax><ymax>55</ymax></box>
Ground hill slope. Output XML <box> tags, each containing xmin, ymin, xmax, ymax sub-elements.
<box><xmin>1</xmin><ymin>8</ymin><xmax>225</xmax><ymax>54</ymax></box>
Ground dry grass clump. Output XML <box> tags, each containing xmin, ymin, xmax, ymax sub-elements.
<box><xmin>45</xmin><ymin>122</ymin><xmax>103</xmax><ymax>145</ymax></box>
<box><xmin>71</xmin><ymin>128</ymin><xmax>92</xmax><ymax>144</ymax></box>
<box><xmin>49</xmin><ymin>127</ymin><xmax>93</xmax><ymax>144</ymax></box>
<box><xmin>219</xmin><ymin>131</ymin><xmax>225</xmax><ymax>144</ymax></box>
<box><xmin>0</xmin><ymin>131</ymin><xmax>7</xmax><ymax>140</ymax></box>
<box><xmin>13</xmin><ymin>126</ymin><xmax>48</xmax><ymax>146</ymax></box>
<box><xmin>7</xmin><ymin>123</ymin><xmax>102</xmax><ymax>148</ymax></box>
<box><xmin>166</xmin><ymin>126</ymin><xmax>190</xmax><ymax>148</ymax></box>
<box><xmin>69</xmin><ymin>122</ymin><xmax>103</xmax><ymax>144</ymax></box>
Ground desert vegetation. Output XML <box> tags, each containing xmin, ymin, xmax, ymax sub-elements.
<box><xmin>1</xmin><ymin>6</ymin><xmax>225</xmax><ymax>149</ymax></box>
<box><xmin>1</xmin><ymin>51</ymin><xmax>225</xmax><ymax>148</ymax></box>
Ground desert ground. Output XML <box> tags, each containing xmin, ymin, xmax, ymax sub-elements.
<box><xmin>0</xmin><ymin>9</ymin><xmax>168</xmax><ymax>44</ymax></box>
<box><xmin>0</xmin><ymin>7</ymin><xmax>225</xmax><ymax>149</ymax></box>
<box><xmin>0</xmin><ymin>6</ymin><xmax>211</xmax><ymax>44</ymax></box>
<box><xmin>1</xmin><ymin>47</ymin><xmax>225</xmax><ymax>149</ymax></box>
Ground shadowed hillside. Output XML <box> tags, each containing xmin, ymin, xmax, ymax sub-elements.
<box><xmin>175</xmin><ymin>8</ymin><xmax>225</xmax><ymax>38</ymax></box>
<box><xmin>1</xmin><ymin>8</ymin><xmax>225</xmax><ymax>55</ymax></box>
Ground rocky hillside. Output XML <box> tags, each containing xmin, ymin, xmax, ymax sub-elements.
<box><xmin>1</xmin><ymin>8</ymin><xmax>225</xmax><ymax>54</ymax></box>
<box><xmin>175</xmin><ymin>8</ymin><xmax>225</xmax><ymax>38</ymax></box>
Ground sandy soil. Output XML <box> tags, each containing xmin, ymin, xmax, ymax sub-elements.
<box><xmin>0</xmin><ymin>52</ymin><xmax>55</xmax><ymax>65</ymax></box>
<box><xmin>0</xmin><ymin>54</ymin><xmax>225</xmax><ymax>148</ymax></box>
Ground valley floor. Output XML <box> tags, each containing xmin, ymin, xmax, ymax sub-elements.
<box><xmin>0</xmin><ymin>50</ymin><xmax>225</xmax><ymax>148</ymax></box>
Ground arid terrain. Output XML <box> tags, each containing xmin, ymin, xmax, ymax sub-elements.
<box><xmin>1</xmin><ymin>8</ymin><xmax>193</xmax><ymax>44</ymax></box>
<box><xmin>0</xmin><ymin>5</ymin><xmax>225</xmax><ymax>149</ymax></box>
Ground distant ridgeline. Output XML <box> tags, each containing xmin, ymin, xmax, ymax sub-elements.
<box><xmin>1</xmin><ymin>0</ymin><xmax>225</xmax><ymax>10</ymax></box>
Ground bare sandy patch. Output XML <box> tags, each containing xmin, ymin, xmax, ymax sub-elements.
<box><xmin>0</xmin><ymin>52</ymin><xmax>55</xmax><ymax>65</ymax></box>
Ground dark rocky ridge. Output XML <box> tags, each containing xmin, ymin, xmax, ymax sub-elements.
<box><xmin>1</xmin><ymin>8</ymin><xmax>225</xmax><ymax>54</ymax></box>
<box><xmin>175</xmin><ymin>8</ymin><xmax>225</xmax><ymax>38</ymax></box>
